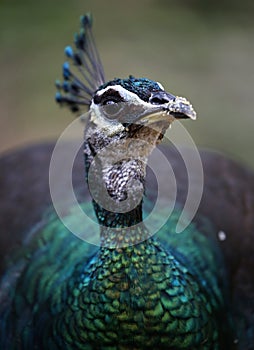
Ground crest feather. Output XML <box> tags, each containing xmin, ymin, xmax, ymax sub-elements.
<box><xmin>55</xmin><ymin>13</ymin><xmax>105</xmax><ymax>113</ymax></box>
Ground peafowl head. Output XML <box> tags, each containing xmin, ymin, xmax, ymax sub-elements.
<box><xmin>55</xmin><ymin>13</ymin><xmax>196</xmax><ymax>145</ymax></box>
<box><xmin>55</xmin><ymin>14</ymin><xmax>196</xmax><ymax>242</ymax></box>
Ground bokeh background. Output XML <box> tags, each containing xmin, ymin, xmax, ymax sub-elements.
<box><xmin>0</xmin><ymin>0</ymin><xmax>253</xmax><ymax>168</ymax></box>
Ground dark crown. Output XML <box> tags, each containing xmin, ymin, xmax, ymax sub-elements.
<box><xmin>97</xmin><ymin>76</ymin><xmax>163</xmax><ymax>103</ymax></box>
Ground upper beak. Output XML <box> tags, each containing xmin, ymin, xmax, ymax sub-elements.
<box><xmin>148</xmin><ymin>91</ymin><xmax>197</xmax><ymax>120</ymax></box>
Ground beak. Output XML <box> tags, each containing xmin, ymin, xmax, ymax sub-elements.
<box><xmin>148</xmin><ymin>91</ymin><xmax>197</xmax><ymax>121</ymax></box>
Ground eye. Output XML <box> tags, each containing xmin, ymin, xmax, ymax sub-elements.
<box><xmin>101</xmin><ymin>99</ymin><xmax>123</xmax><ymax>119</ymax></box>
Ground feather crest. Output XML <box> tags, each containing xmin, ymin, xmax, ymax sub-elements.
<box><xmin>55</xmin><ymin>13</ymin><xmax>105</xmax><ymax>113</ymax></box>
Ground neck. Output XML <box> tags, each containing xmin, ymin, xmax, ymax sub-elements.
<box><xmin>99</xmin><ymin>218</ymin><xmax>151</xmax><ymax>247</ymax></box>
<box><xmin>88</xmin><ymin>157</ymin><xmax>148</xmax><ymax>246</ymax></box>
<box><xmin>93</xmin><ymin>200</ymin><xmax>143</xmax><ymax>228</ymax></box>
<box><xmin>84</xmin><ymin>123</ymin><xmax>166</xmax><ymax>247</ymax></box>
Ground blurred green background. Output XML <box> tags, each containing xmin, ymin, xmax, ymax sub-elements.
<box><xmin>0</xmin><ymin>0</ymin><xmax>253</xmax><ymax>168</ymax></box>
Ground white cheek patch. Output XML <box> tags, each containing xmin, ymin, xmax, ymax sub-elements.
<box><xmin>156</xmin><ymin>82</ymin><xmax>165</xmax><ymax>91</ymax></box>
<box><xmin>90</xmin><ymin>102</ymin><xmax>125</xmax><ymax>136</ymax></box>
<box><xmin>94</xmin><ymin>85</ymin><xmax>153</xmax><ymax>108</ymax></box>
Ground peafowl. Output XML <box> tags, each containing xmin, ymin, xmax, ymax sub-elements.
<box><xmin>0</xmin><ymin>13</ymin><xmax>254</xmax><ymax>350</ymax></box>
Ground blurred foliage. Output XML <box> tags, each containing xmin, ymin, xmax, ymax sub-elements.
<box><xmin>0</xmin><ymin>0</ymin><xmax>253</xmax><ymax>169</ymax></box>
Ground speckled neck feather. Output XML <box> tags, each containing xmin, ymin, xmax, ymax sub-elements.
<box><xmin>83</xmin><ymin>122</ymin><xmax>162</xmax><ymax>246</ymax></box>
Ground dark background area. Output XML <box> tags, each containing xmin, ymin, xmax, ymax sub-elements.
<box><xmin>0</xmin><ymin>0</ymin><xmax>253</xmax><ymax>168</ymax></box>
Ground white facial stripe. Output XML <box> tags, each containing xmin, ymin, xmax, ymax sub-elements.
<box><xmin>95</xmin><ymin>85</ymin><xmax>126</xmax><ymax>97</ymax></box>
<box><xmin>94</xmin><ymin>85</ymin><xmax>156</xmax><ymax>108</ymax></box>
<box><xmin>156</xmin><ymin>82</ymin><xmax>164</xmax><ymax>90</ymax></box>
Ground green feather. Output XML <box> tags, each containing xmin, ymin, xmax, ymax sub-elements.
<box><xmin>0</xmin><ymin>201</ymin><xmax>235</xmax><ymax>349</ymax></box>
